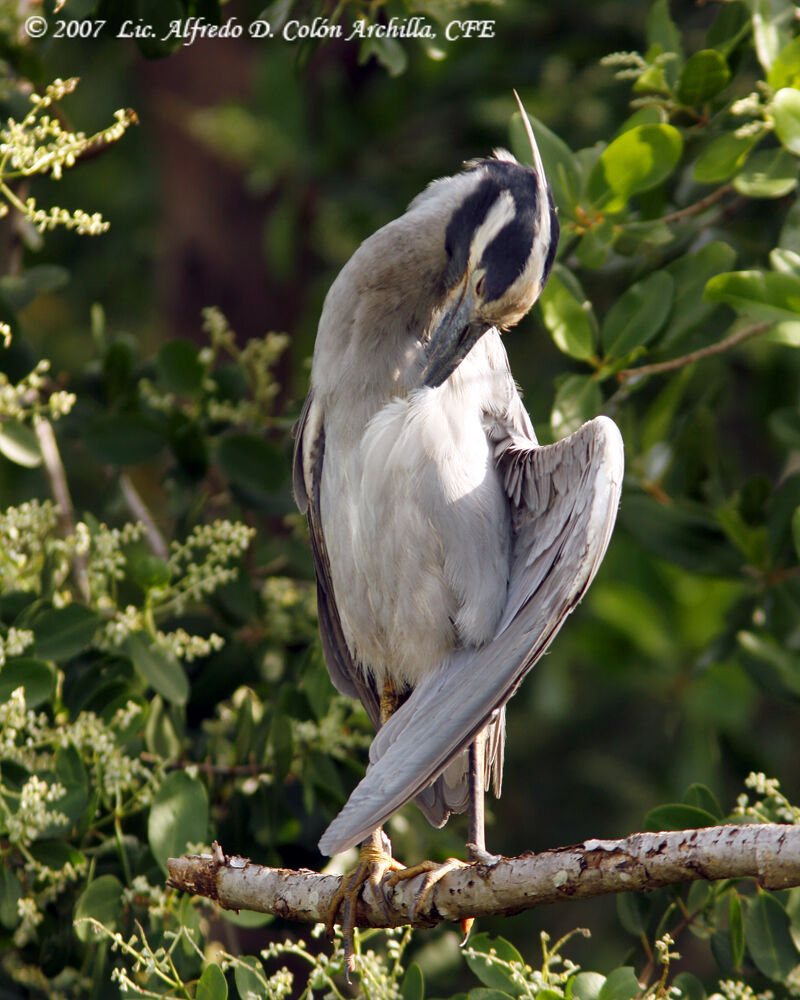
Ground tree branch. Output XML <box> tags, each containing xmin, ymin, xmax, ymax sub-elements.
<box><xmin>119</xmin><ymin>474</ymin><xmax>168</xmax><ymax>559</ymax></box>
<box><xmin>167</xmin><ymin>825</ymin><xmax>800</xmax><ymax>930</ymax></box>
<box><xmin>617</xmin><ymin>322</ymin><xmax>771</xmax><ymax>382</ymax></box>
<box><xmin>657</xmin><ymin>185</ymin><xmax>733</xmax><ymax>225</ymax></box>
<box><xmin>34</xmin><ymin>415</ymin><xmax>91</xmax><ymax>602</ymax></box>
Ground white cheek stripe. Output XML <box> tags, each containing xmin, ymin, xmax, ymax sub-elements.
<box><xmin>468</xmin><ymin>190</ymin><xmax>516</xmax><ymax>271</ymax></box>
<box><xmin>529</xmin><ymin>195</ymin><xmax>552</xmax><ymax>291</ymax></box>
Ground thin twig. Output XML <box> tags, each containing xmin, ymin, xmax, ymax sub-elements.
<box><xmin>617</xmin><ymin>322</ymin><xmax>771</xmax><ymax>381</ymax></box>
<box><xmin>34</xmin><ymin>415</ymin><xmax>90</xmax><ymax>602</ymax></box>
<box><xmin>120</xmin><ymin>474</ymin><xmax>168</xmax><ymax>559</ymax></box>
<box><xmin>139</xmin><ymin>752</ymin><xmax>271</xmax><ymax>777</ymax></box>
<box><xmin>658</xmin><ymin>185</ymin><xmax>733</xmax><ymax>225</ymax></box>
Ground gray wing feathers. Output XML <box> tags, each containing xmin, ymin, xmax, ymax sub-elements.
<box><xmin>318</xmin><ymin>416</ymin><xmax>623</xmax><ymax>856</ymax></box>
<box><xmin>412</xmin><ymin>706</ymin><xmax>505</xmax><ymax>827</ymax></box>
<box><xmin>293</xmin><ymin>394</ymin><xmax>382</xmax><ymax>728</ymax></box>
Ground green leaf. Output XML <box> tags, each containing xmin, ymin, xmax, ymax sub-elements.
<box><xmin>737</xmin><ymin>631</ymin><xmax>800</xmax><ymax>695</ymax></box>
<box><xmin>644</xmin><ymin>803</ymin><xmax>719</xmax><ymax>831</ymax></box>
<box><xmin>539</xmin><ymin>269</ymin><xmax>596</xmax><ymax>360</ymax></box>
<box><xmin>401</xmin><ymin>963</ymin><xmax>425</xmax><ymax>1000</ymax></box>
<box><xmin>730</xmin><ymin>893</ymin><xmax>745</xmax><ymax>970</ymax></box>
<box><xmin>197</xmin><ymin>963</ymin><xmax>228</xmax><ymax>1000</ymax></box>
<box><xmin>751</xmin><ymin>0</ymin><xmax>787</xmax><ymax>72</ymax></box>
<box><xmin>660</xmin><ymin>241</ymin><xmax>737</xmax><ymax>348</ymax></box>
<box><xmin>550</xmin><ymin>375</ymin><xmax>602</xmax><ymax>440</ymax></box>
<box><xmin>0</xmin><ymin>657</ymin><xmax>56</xmax><ymax>707</ymax></box>
<box><xmin>103</xmin><ymin>338</ymin><xmax>136</xmax><ymax>398</ymax></box>
<box><xmin>220</xmin><ymin>908</ymin><xmax>273</xmax><ymax>928</ymax></box>
<box><xmin>588</xmin><ymin>125</ymin><xmax>683</xmax><ymax>212</ymax></box>
<box><xmin>770</xmin><ymin>320</ymin><xmax>800</xmax><ymax>348</ymax></box>
<box><xmin>792</xmin><ymin>505</ymin><xmax>800</xmax><ymax>558</ymax></box>
<box><xmin>672</xmin><ymin>972</ymin><xmax>707</xmax><ymax>1000</ymax></box>
<box><xmin>127</xmin><ymin>551</ymin><xmax>172</xmax><ymax>591</ymax></box>
<box><xmin>123</xmin><ymin>632</ymin><xmax>189</xmax><ymax>705</ymax></box>
<box><xmin>769</xmin><ymin>408</ymin><xmax>800</xmax><ymax>449</ymax></box>
<box><xmin>768</xmin><ymin>35</ymin><xmax>800</xmax><ymax>89</ymax></box>
<box><xmin>601</xmin><ymin>271</ymin><xmax>674</xmax><ymax>355</ymax></box>
<box><xmin>620</xmin><ymin>494</ymin><xmax>742</xmax><ymax>576</ymax></box>
<box><xmin>677</xmin><ymin>50</ymin><xmax>730</xmax><ymax>105</ymax></box>
<box><xmin>216</xmin><ymin>433</ymin><xmax>289</xmax><ymax>499</ymax></box>
<box><xmin>617</xmin><ymin>892</ymin><xmax>648</xmax><ymax>935</ymax></box>
<box><xmin>733</xmin><ymin>148</ymin><xmax>798</xmax><ymax>198</ymax></box>
<box><xmin>771</xmin><ymin>87</ymin><xmax>800</xmax><ymax>156</ymax></box>
<box><xmin>54</xmin><ymin>743</ymin><xmax>90</xmax><ymax>823</ymax></box>
<box><xmin>597</xmin><ymin>967</ymin><xmax>640</xmax><ymax>1000</ymax></box>
<box><xmin>571</xmin><ymin>973</ymin><xmax>606</xmax><ymax>1000</ymax></box>
<box><xmin>233</xmin><ymin>955</ymin><xmax>268</xmax><ymax>1000</ymax></box>
<box><xmin>0</xmin><ymin>265</ymin><xmax>69</xmax><ymax>311</ymax></box>
<box><xmin>74</xmin><ymin>873</ymin><xmax>124</xmax><ymax>942</ymax></box>
<box><xmin>32</xmin><ymin>604</ymin><xmax>100</xmax><ymax>661</ymax></box>
<box><xmin>693</xmin><ymin>133</ymin><xmax>759</xmax><ymax>184</ymax></box>
<box><xmin>768</xmin><ymin>472</ymin><xmax>800</xmax><ymax>559</ymax></box>
<box><xmin>771</xmin><ymin>248</ymin><xmax>800</xmax><ymax>276</ymax></box>
<box><xmin>576</xmin><ymin>220</ymin><xmax>615</xmax><ymax>269</ymax></box>
<box><xmin>647</xmin><ymin>0</ymin><xmax>683</xmax><ymax>79</ymax></box>
<box><xmin>744</xmin><ymin>891</ymin><xmax>800</xmax><ymax>980</ymax></box>
<box><xmin>682</xmin><ymin>783</ymin><xmax>723</xmax><ymax>819</ymax></box>
<box><xmin>687</xmin><ymin>879</ymin><xmax>714</xmax><ymax>920</ymax></box>
<box><xmin>270</xmin><ymin>712</ymin><xmax>294</xmax><ymax>783</ymax></box>
<box><xmin>362</xmin><ymin>35</ymin><xmax>408</xmax><ymax>77</ymax></box>
<box><xmin>28</xmin><ymin>839</ymin><xmax>85</xmax><ymax>871</ymax></box>
<box><xmin>148</xmin><ymin>770</ymin><xmax>209</xmax><ymax>872</ymax></box>
<box><xmin>84</xmin><ymin>414</ymin><xmax>167</xmax><ymax>466</ymax></box>
<box><xmin>633</xmin><ymin>62</ymin><xmax>671</xmax><ymax>96</ymax></box>
<box><xmin>0</xmin><ymin>864</ymin><xmax>22</xmax><ymax>929</ymax></box>
<box><xmin>0</xmin><ymin>421</ymin><xmax>43</xmax><ymax>468</ymax></box>
<box><xmin>705</xmin><ymin>269</ymin><xmax>800</xmax><ymax>323</ymax></box>
<box><xmin>510</xmin><ymin>112</ymin><xmax>581</xmax><ymax>216</ymax></box>
<box><xmin>157</xmin><ymin>339</ymin><xmax>205</xmax><ymax>395</ymax></box>
<box><xmin>464</xmin><ymin>934</ymin><xmax>525</xmax><ymax>996</ymax></box>
<box><xmin>145</xmin><ymin>694</ymin><xmax>184</xmax><ymax>759</ymax></box>
<box><xmin>468</xmin><ymin>992</ymin><xmax>515</xmax><ymax>1000</ymax></box>
<box><xmin>707</xmin><ymin>2</ymin><xmax>750</xmax><ymax>56</ymax></box>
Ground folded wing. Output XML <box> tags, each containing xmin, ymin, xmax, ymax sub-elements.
<box><xmin>318</xmin><ymin>415</ymin><xmax>624</xmax><ymax>856</ymax></box>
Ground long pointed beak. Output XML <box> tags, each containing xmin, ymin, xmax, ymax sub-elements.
<box><xmin>419</xmin><ymin>281</ymin><xmax>488</xmax><ymax>388</ymax></box>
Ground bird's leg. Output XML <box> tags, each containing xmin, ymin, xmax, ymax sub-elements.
<box><xmin>385</xmin><ymin>729</ymin><xmax>494</xmax><ymax>927</ymax></box>
<box><xmin>466</xmin><ymin>730</ymin><xmax>500</xmax><ymax>865</ymax></box>
<box><xmin>467</xmin><ymin>728</ymin><xmax>486</xmax><ymax>860</ymax></box>
<box><xmin>326</xmin><ymin>826</ymin><xmax>405</xmax><ymax>976</ymax></box>
<box><xmin>326</xmin><ymin>678</ymin><xmax>408</xmax><ymax>977</ymax></box>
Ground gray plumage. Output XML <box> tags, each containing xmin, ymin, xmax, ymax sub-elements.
<box><xmin>293</xmin><ymin>139</ymin><xmax>623</xmax><ymax>858</ymax></box>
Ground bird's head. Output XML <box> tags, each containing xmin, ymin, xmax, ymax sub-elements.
<box><xmin>419</xmin><ymin>117</ymin><xmax>559</xmax><ymax>389</ymax></box>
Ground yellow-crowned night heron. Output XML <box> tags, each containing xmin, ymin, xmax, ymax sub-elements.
<box><xmin>293</xmin><ymin>101</ymin><xmax>623</xmax><ymax>964</ymax></box>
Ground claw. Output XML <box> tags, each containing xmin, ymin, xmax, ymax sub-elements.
<box><xmin>326</xmin><ymin>829</ymin><xmax>405</xmax><ymax>981</ymax></box>
<box><xmin>386</xmin><ymin>856</ymin><xmax>471</xmax><ymax>921</ymax></box>
<box><xmin>327</xmin><ymin>832</ymin><xmax>482</xmax><ymax>980</ymax></box>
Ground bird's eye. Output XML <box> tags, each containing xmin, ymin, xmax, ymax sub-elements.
<box><xmin>475</xmin><ymin>273</ymin><xmax>486</xmax><ymax>299</ymax></box>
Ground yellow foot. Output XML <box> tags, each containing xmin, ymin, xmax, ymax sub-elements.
<box><xmin>386</xmin><ymin>856</ymin><xmax>470</xmax><ymax>921</ymax></box>
<box><xmin>327</xmin><ymin>830</ymin><xmax>404</xmax><ymax>979</ymax></box>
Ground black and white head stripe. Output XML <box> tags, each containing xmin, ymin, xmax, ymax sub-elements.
<box><xmin>443</xmin><ymin>155</ymin><xmax>559</xmax><ymax>303</ymax></box>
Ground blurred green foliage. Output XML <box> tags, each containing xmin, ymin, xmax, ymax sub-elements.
<box><xmin>0</xmin><ymin>0</ymin><xmax>799</xmax><ymax>996</ymax></box>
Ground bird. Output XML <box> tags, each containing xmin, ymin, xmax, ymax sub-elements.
<box><xmin>293</xmin><ymin>98</ymin><xmax>623</xmax><ymax>964</ymax></box>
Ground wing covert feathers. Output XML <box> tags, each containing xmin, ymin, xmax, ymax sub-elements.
<box><xmin>318</xmin><ymin>416</ymin><xmax>624</xmax><ymax>856</ymax></box>
<box><xmin>293</xmin><ymin>394</ymin><xmax>381</xmax><ymax>728</ymax></box>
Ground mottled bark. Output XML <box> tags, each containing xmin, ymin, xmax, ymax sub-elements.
<box><xmin>167</xmin><ymin>824</ymin><xmax>800</xmax><ymax>929</ymax></box>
